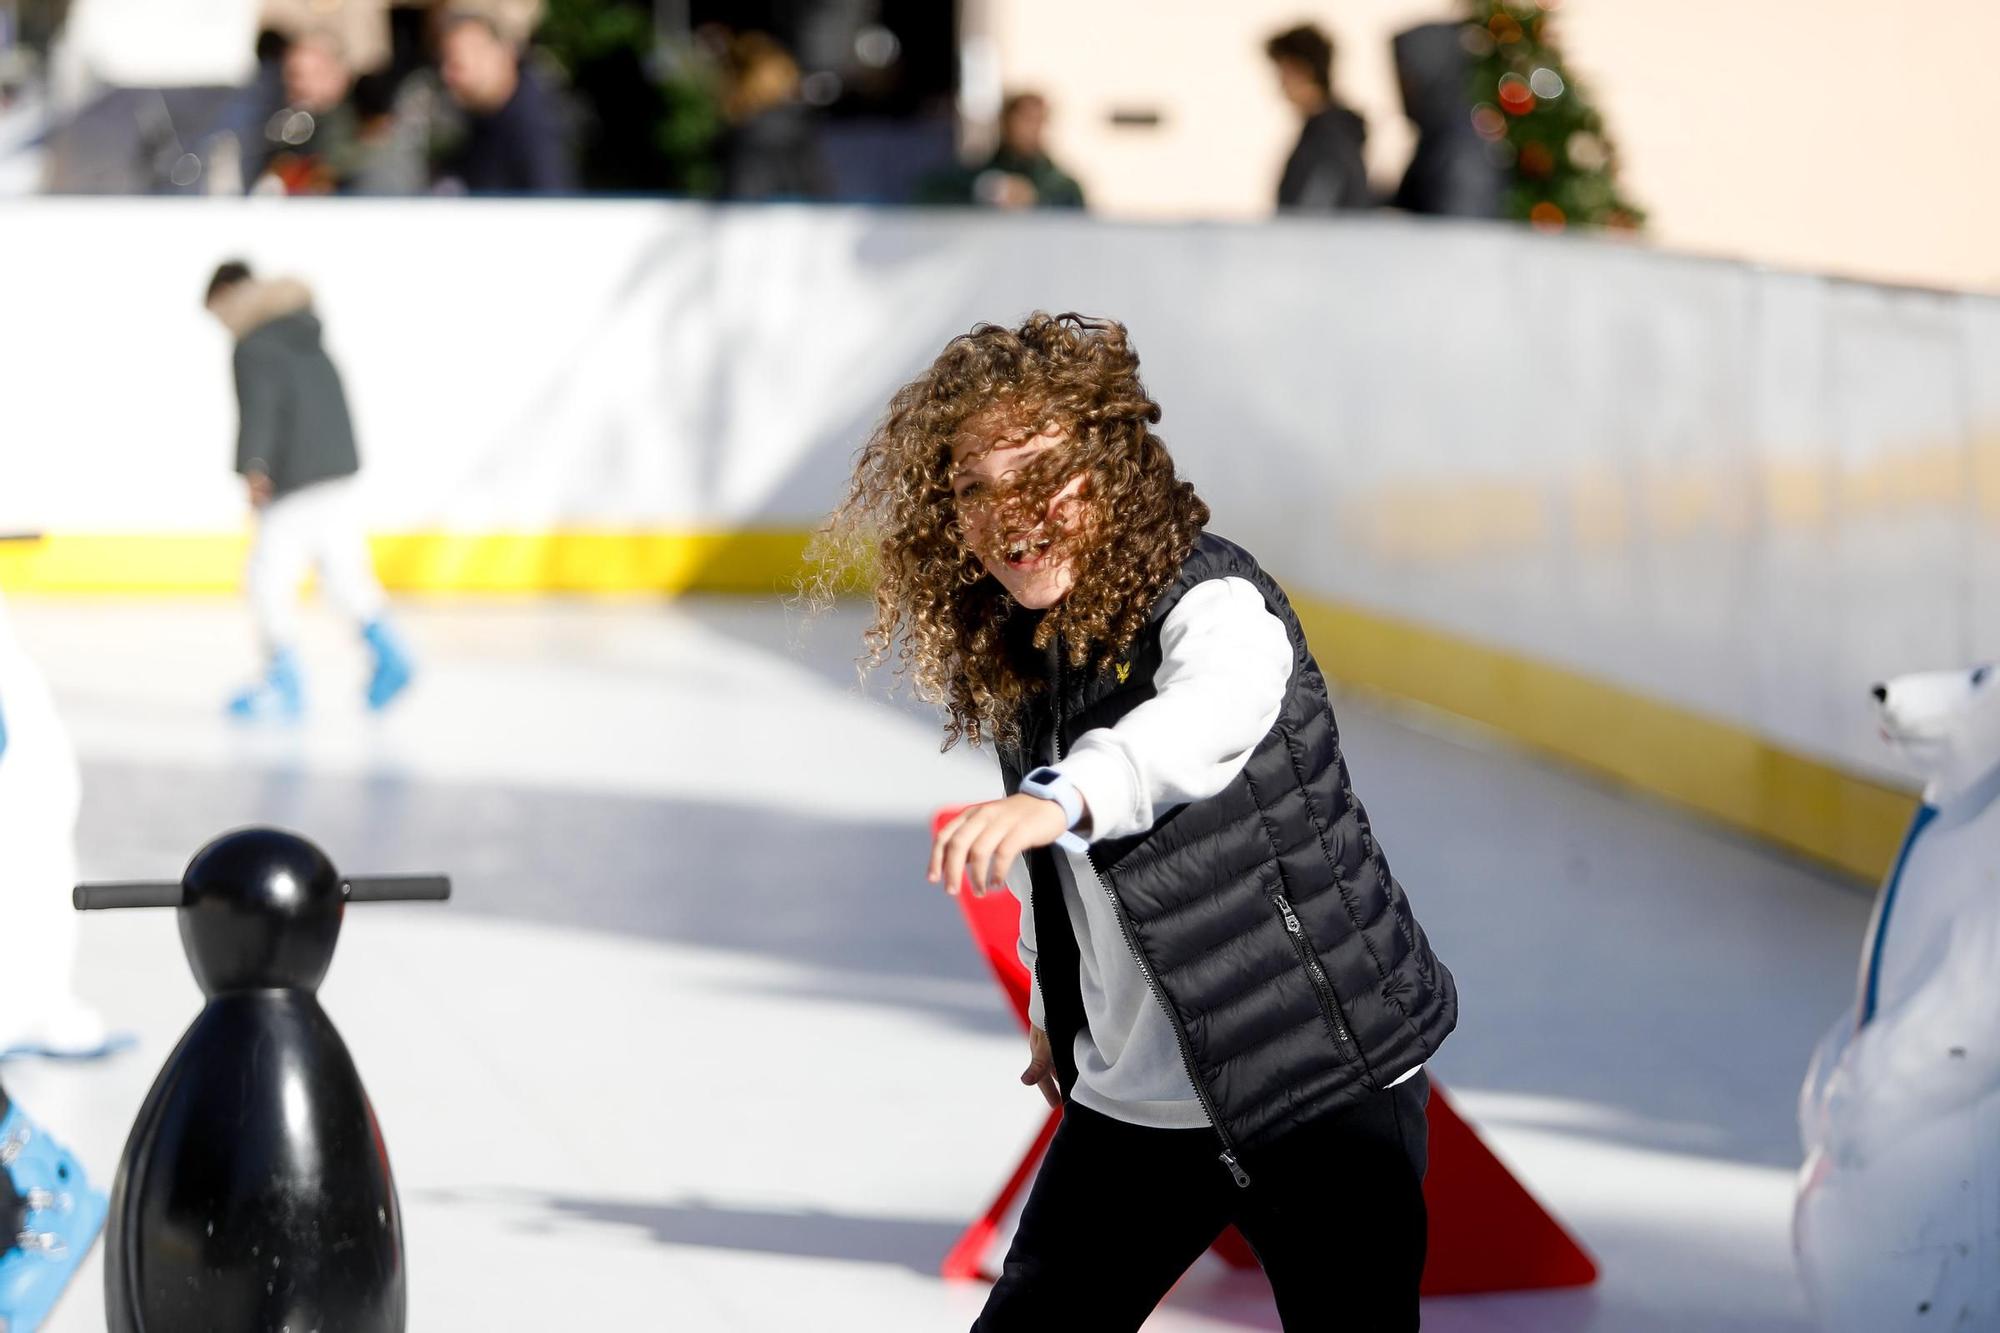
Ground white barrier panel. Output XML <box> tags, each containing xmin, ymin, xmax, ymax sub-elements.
<box><xmin>1</xmin><ymin>199</ymin><xmax>1994</xmax><ymax>790</ymax></box>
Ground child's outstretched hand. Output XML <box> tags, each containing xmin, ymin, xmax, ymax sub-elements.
<box><xmin>929</xmin><ymin>794</ymin><xmax>1071</xmax><ymax>897</ymax></box>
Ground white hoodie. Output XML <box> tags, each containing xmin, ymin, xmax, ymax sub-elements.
<box><xmin>1012</xmin><ymin>577</ymin><xmax>1293</xmax><ymax>1128</ymax></box>
<box><xmin>1011</xmin><ymin>575</ymin><xmax>1422</xmax><ymax>1127</ymax></box>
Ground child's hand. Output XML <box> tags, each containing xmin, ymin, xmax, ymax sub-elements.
<box><xmin>928</xmin><ymin>793</ymin><xmax>1072</xmax><ymax>897</ymax></box>
<box><xmin>1022</xmin><ymin>1024</ymin><xmax>1060</xmax><ymax>1108</ymax></box>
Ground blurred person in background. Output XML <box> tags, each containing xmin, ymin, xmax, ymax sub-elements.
<box><xmin>0</xmin><ymin>546</ymin><xmax>113</xmax><ymax>1325</ymax></box>
<box><xmin>341</xmin><ymin>64</ymin><xmax>432</xmax><ymax>193</ymax></box>
<box><xmin>717</xmin><ymin>30</ymin><xmax>829</xmax><ymax>202</ymax></box>
<box><xmin>203</xmin><ymin>260</ymin><xmax>416</xmax><ymax>721</ymax></box>
<box><xmin>251</xmin><ymin>28</ymin><xmax>383</xmax><ymax>194</ymax></box>
<box><xmin>258</xmin><ymin>0</ymin><xmax>390</xmax><ymax>74</ymax></box>
<box><xmin>434</xmin><ymin>8</ymin><xmax>572</xmax><ymax>194</ymax></box>
<box><xmin>0</xmin><ymin>589</ymin><xmax>111</xmax><ymax>1060</ymax></box>
<box><xmin>233</xmin><ymin>1</ymin><xmax>432</xmax><ymax>195</ymax></box>
<box><xmin>1388</xmin><ymin>21</ymin><xmax>1501</xmax><ymax>219</ymax></box>
<box><xmin>0</xmin><ymin>1073</ymin><xmax>107</xmax><ymax>1329</ymax></box>
<box><xmin>918</xmin><ymin>90</ymin><xmax>1085</xmax><ymax>210</ymax></box>
<box><xmin>1266</xmin><ymin>22</ymin><xmax>1372</xmax><ymax>214</ymax></box>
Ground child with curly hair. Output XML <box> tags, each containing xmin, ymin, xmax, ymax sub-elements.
<box><xmin>822</xmin><ymin>313</ymin><xmax>1458</xmax><ymax>1330</ymax></box>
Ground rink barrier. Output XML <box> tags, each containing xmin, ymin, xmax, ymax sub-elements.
<box><xmin>0</xmin><ymin>526</ymin><xmax>1915</xmax><ymax>881</ymax></box>
<box><xmin>1285</xmin><ymin>597</ymin><xmax>1914</xmax><ymax>883</ymax></box>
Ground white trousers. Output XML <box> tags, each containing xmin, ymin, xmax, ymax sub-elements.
<box><xmin>246</xmin><ymin>476</ymin><xmax>386</xmax><ymax>652</ymax></box>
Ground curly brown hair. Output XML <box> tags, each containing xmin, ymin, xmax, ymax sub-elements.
<box><xmin>812</xmin><ymin>312</ymin><xmax>1210</xmax><ymax>750</ymax></box>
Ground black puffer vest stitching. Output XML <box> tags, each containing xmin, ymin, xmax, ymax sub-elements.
<box><xmin>998</xmin><ymin>533</ymin><xmax>1457</xmax><ymax>1163</ymax></box>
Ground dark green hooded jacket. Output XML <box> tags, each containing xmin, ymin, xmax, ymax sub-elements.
<box><xmin>213</xmin><ymin>278</ymin><xmax>360</xmax><ymax>499</ymax></box>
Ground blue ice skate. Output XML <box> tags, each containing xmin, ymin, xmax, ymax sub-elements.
<box><xmin>362</xmin><ymin>618</ymin><xmax>414</xmax><ymax>711</ymax></box>
<box><xmin>226</xmin><ymin>647</ymin><xmax>304</xmax><ymax>722</ymax></box>
<box><xmin>0</xmin><ymin>1102</ymin><xmax>108</xmax><ymax>1332</ymax></box>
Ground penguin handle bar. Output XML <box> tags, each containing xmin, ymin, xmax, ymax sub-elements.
<box><xmin>72</xmin><ymin>881</ymin><xmax>185</xmax><ymax>910</ymax></box>
<box><xmin>74</xmin><ymin>876</ymin><xmax>452</xmax><ymax>911</ymax></box>
<box><xmin>345</xmin><ymin>875</ymin><xmax>452</xmax><ymax>903</ymax></box>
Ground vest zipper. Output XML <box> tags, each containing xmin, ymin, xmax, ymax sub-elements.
<box><xmin>1054</xmin><ymin>639</ymin><xmax>1251</xmax><ymax>1189</ymax></box>
<box><xmin>1271</xmin><ymin>891</ymin><xmax>1359</xmax><ymax>1057</ymax></box>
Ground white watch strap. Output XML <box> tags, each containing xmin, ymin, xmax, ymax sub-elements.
<box><xmin>1020</xmin><ymin>767</ymin><xmax>1089</xmax><ymax>853</ymax></box>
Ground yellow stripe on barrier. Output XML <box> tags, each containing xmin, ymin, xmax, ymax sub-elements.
<box><xmin>366</xmin><ymin>529</ymin><xmax>816</xmax><ymax>595</ymax></box>
<box><xmin>0</xmin><ymin>533</ymin><xmax>251</xmax><ymax>593</ymax></box>
<box><xmin>1287</xmin><ymin>596</ymin><xmax>1914</xmax><ymax>883</ymax></box>
<box><xmin>0</xmin><ymin>529</ymin><xmax>818</xmax><ymax>596</ymax></box>
<box><xmin>0</xmin><ymin>528</ymin><xmax>1912</xmax><ymax>881</ymax></box>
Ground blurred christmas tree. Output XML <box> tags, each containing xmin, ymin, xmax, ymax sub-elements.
<box><xmin>1462</xmin><ymin>0</ymin><xmax>1643</xmax><ymax>232</ymax></box>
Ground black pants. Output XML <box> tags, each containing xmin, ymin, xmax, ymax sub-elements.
<box><xmin>973</xmin><ymin>1071</ymin><xmax>1430</xmax><ymax>1332</ymax></box>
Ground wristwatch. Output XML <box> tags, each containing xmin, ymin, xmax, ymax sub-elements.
<box><xmin>1019</xmin><ymin>766</ymin><xmax>1090</xmax><ymax>852</ymax></box>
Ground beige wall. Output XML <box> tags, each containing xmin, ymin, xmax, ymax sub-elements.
<box><xmin>968</xmin><ymin>0</ymin><xmax>2000</xmax><ymax>293</ymax></box>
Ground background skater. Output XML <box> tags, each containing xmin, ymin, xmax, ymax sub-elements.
<box><xmin>204</xmin><ymin>260</ymin><xmax>414</xmax><ymax>721</ymax></box>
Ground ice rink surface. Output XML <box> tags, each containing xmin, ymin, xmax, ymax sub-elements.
<box><xmin>0</xmin><ymin>596</ymin><xmax>1876</xmax><ymax>1331</ymax></box>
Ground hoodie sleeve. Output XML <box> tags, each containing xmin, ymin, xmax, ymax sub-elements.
<box><xmin>232</xmin><ymin>337</ymin><xmax>287</xmax><ymax>480</ymax></box>
<box><xmin>1007</xmin><ymin>865</ymin><xmax>1045</xmax><ymax>1030</ymax></box>
<box><xmin>1051</xmin><ymin>577</ymin><xmax>1294</xmax><ymax>843</ymax></box>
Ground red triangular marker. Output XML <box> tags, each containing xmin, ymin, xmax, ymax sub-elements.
<box><xmin>932</xmin><ymin>807</ymin><xmax>1597</xmax><ymax>1294</ymax></box>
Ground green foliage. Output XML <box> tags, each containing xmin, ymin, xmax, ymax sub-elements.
<box><xmin>537</xmin><ymin>0</ymin><xmax>652</xmax><ymax>66</ymax></box>
<box><xmin>654</xmin><ymin>55</ymin><xmax>725</xmax><ymax>198</ymax></box>
<box><xmin>1462</xmin><ymin>1</ymin><xmax>1644</xmax><ymax>231</ymax></box>
<box><xmin>534</xmin><ymin>0</ymin><xmax>722</xmax><ymax>194</ymax></box>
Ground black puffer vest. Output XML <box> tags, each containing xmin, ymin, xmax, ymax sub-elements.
<box><xmin>998</xmin><ymin>534</ymin><xmax>1457</xmax><ymax>1179</ymax></box>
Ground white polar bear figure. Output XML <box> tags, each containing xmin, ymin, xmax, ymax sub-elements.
<box><xmin>1795</xmin><ymin>663</ymin><xmax>2000</xmax><ymax>1331</ymax></box>
<box><xmin>0</xmin><ymin>590</ymin><xmax>105</xmax><ymax>1055</ymax></box>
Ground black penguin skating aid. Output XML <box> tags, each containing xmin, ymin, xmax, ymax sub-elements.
<box><xmin>75</xmin><ymin>827</ymin><xmax>449</xmax><ymax>1333</ymax></box>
